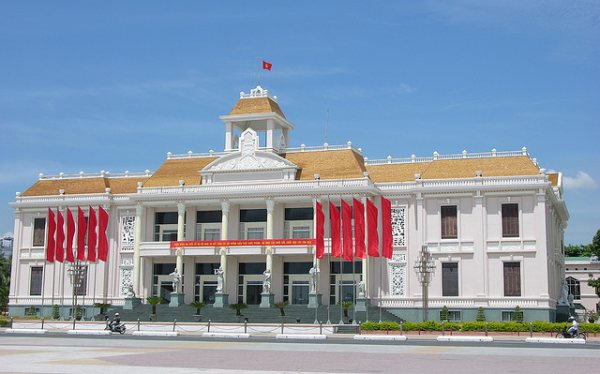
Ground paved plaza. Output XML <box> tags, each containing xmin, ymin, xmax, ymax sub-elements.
<box><xmin>0</xmin><ymin>335</ymin><xmax>599</xmax><ymax>374</ymax></box>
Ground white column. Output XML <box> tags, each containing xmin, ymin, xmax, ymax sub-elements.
<box><xmin>176</xmin><ymin>202</ymin><xmax>185</xmax><ymax>293</ymax></box>
<box><xmin>133</xmin><ymin>205</ymin><xmax>145</xmax><ymax>296</ymax></box>
<box><xmin>266</xmin><ymin>119</ymin><xmax>274</xmax><ymax>150</ymax></box>
<box><xmin>362</xmin><ymin>196</ymin><xmax>368</xmax><ymax>297</ymax></box>
<box><xmin>266</xmin><ymin>199</ymin><xmax>275</xmax><ymax>271</ymax></box>
<box><xmin>220</xmin><ymin>200</ymin><xmax>230</xmax><ymax>290</ymax></box>
<box><xmin>9</xmin><ymin>208</ymin><xmax>22</xmax><ymax>298</ymax></box>
<box><xmin>225</xmin><ymin>122</ymin><xmax>233</xmax><ymax>151</ymax></box>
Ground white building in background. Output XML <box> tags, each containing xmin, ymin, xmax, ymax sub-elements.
<box><xmin>1</xmin><ymin>233</ymin><xmax>13</xmax><ymax>258</ymax></box>
<box><xmin>565</xmin><ymin>257</ymin><xmax>600</xmax><ymax>314</ymax></box>
<box><xmin>8</xmin><ymin>86</ymin><xmax>569</xmax><ymax>321</ymax></box>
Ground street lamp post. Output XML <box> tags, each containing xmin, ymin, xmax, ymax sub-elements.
<box><xmin>414</xmin><ymin>245</ymin><xmax>435</xmax><ymax>321</ymax></box>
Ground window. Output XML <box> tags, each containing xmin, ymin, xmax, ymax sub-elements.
<box><xmin>442</xmin><ymin>262</ymin><xmax>459</xmax><ymax>296</ymax></box>
<box><xmin>30</xmin><ymin>266</ymin><xmax>43</xmax><ymax>296</ymax></box>
<box><xmin>246</xmin><ymin>227</ymin><xmax>264</xmax><ymax>240</ymax></box>
<box><xmin>503</xmin><ymin>262</ymin><xmax>521</xmax><ymax>296</ymax></box>
<box><xmin>441</xmin><ymin>206</ymin><xmax>457</xmax><ymax>239</ymax></box>
<box><xmin>501</xmin><ymin>311</ymin><xmax>515</xmax><ymax>322</ymax></box>
<box><xmin>441</xmin><ymin>310</ymin><xmax>461</xmax><ymax>322</ymax></box>
<box><xmin>33</xmin><ymin>218</ymin><xmax>46</xmax><ymax>247</ymax></box>
<box><xmin>285</xmin><ymin>208</ymin><xmax>314</xmax><ymax>238</ymax></box>
<box><xmin>195</xmin><ymin>211</ymin><xmax>222</xmax><ymax>240</ymax></box>
<box><xmin>566</xmin><ymin>277</ymin><xmax>581</xmax><ymax>300</ymax></box>
<box><xmin>502</xmin><ymin>203</ymin><xmax>519</xmax><ymax>238</ymax></box>
<box><xmin>154</xmin><ymin>212</ymin><xmax>180</xmax><ymax>242</ymax></box>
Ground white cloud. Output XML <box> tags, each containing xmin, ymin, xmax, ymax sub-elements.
<box><xmin>564</xmin><ymin>171</ymin><xmax>597</xmax><ymax>190</ymax></box>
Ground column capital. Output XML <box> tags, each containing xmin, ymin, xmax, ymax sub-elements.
<box><xmin>135</xmin><ymin>204</ymin><xmax>145</xmax><ymax>216</ymax></box>
<box><xmin>221</xmin><ymin>200</ymin><xmax>230</xmax><ymax>214</ymax></box>
<box><xmin>266</xmin><ymin>198</ymin><xmax>275</xmax><ymax>213</ymax></box>
<box><xmin>177</xmin><ymin>202</ymin><xmax>186</xmax><ymax>215</ymax></box>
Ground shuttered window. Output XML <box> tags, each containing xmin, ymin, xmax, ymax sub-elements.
<box><xmin>441</xmin><ymin>206</ymin><xmax>457</xmax><ymax>239</ymax></box>
<box><xmin>502</xmin><ymin>204</ymin><xmax>519</xmax><ymax>237</ymax></box>
<box><xmin>503</xmin><ymin>262</ymin><xmax>521</xmax><ymax>296</ymax></box>
<box><xmin>442</xmin><ymin>262</ymin><xmax>459</xmax><ymax>296</ymax></box>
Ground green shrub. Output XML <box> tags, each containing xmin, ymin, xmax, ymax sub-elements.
<box><xmin>379</xmin><ymin>321</ymin><xmax>401</xmax><ymax>331</ymax></box>
<box><xmin>52</xmin><ymin>304</ymin><xmax>60</xmax><ymax>320</ymax></box>
<box><xmin>360</xmin><ymin>321</ymin><xmax>381</xmax><ymax>331</ymax></box>
<box><xmin>513</xmin><ymin>306</ymin><xmax>524</xmax><ymax>322</ymax></box>
<box><xmin>461</xmin><ymin>322</ymin><xmax>487</xmax><ymax>332</ymax></box>
<box><xmin>440</xmin><ymin>306</ymin><xmax>449</xmax><ymax>322</ymax></box>
<box><xmin>0</xmin><ymin>316</ymin><xmax>9</xmax><ymax>327</ymax></box>
<box><xmin>475</xmin><ymin>307</ymin><xmax>486</xmax><ymax>322</ymax></box>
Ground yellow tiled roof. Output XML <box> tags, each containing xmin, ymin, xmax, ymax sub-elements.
<box><xmin>547</xmin><ymin>173</ymin><xmax>559</xmax><ymax>187</ymax></box>
<box><xmin>229</xmin><ymin>97</ymin><xmax>286</xmax><ymax>118</ymax></box>
<box><xmin>367</xmin><ymin>156</ymin><xmax>539</xmax><ymax>183</ymax></box>
<box><xmin>143</xmin><ymin>157</ymin><xmax>217</xmax><ymax>187</ymax></box>
<box><xmin>283</xmin><ymin>149</ymin><xmax>367</xmax><ymax>180</ymax></box>
<box><xmin>21</xmin><ymin>177</ymin><xmax>149</xmax><ymax>196</ymax></box>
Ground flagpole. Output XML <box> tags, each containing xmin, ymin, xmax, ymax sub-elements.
<box><xmin>60</xmin><ymin>259</ymin><xmax>65</xmax><ymax>320</ymax></box>
<box><xmin>326</xmin><ymin>195</ymin><xmax>331</xmax><ymax>325</ymax></box>
<box><xmin>256</xmin><ymin>57</ymin><xmax>263</xmax><ymax>86</ymax></box>
<box><xmin>379</xmin><ymin>199</ymin><xmax>383</xmax><ymax>323</ymax></box>
<box><xmin>40</xmin><ymin>261</ymin><xmax>47</xmax><ymax>318</ymax></box>
<box><xmin>338</xmin><ymin>198</ymin><xmax>344</xmax><ymax>325</ymax></box>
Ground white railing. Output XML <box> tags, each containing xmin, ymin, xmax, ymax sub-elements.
<box><xmin>138</xmin><ymin>178</ymin><xmax>372</xmax><ymax>196</ymax></box>
<box><xmin>38</xmin><ymin>170</ymin><xmax>152</xmax><ymax>180</ymax></box>
<box><xmin>167</xmin><ymin>142</ymin><xmax>362</xmax><ymax>159</ymax></box>
<box><xmin>366</xmin><ymin>148</ymin><xmax>530</xmax><ymax>165</ymax></box>
<box><xmin>377</xmin><ymin>175</ymin><xmax>548</xmax><ymax>192</ymax></box>
<box><xmin>379</xmin><ymin>296</ymin><xmax>547</xmax><ymax>308</ymax></box>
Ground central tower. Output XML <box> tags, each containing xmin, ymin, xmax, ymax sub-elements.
<box><xmin>219</xmin><ymin>86</ymin><xmax>294</xmax><ymax>153</ymax></box>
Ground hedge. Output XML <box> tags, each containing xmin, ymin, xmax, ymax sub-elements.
<box><xmin>360</xmin><ymin>321</ymin><xmax>600</xmax><ymax>333</ymax></box>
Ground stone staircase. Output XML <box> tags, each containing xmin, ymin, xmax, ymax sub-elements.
<box><xmin>105</xmin><ymin>303</ymin><xmax>403</xmax><ymax>325</ymax></box>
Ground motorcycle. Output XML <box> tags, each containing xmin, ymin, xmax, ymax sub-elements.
<box><xmin>105</xmin><ymin>321</ymin><xmax>126</xmax><ymax>334</ymax></box>
<box><xmin>555</xmin><ymin>325</ymin><xmax>586</xmax><ymax>340</ymax></box>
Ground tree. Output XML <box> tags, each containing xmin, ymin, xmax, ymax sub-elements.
<box><xmin>440</xmin><ymin>306</ymin><xmax>449</xmax><ymax>322</ymax></box>
<box><xmin>564</xmin><ymin>244</ymin><xmax>592</xmax><ymax>257</ymax></box>
<box><xmin>476</xmin><ymin>307</ymin><xmax>486</xmax><ymax>322</ymax></box>
<box><xmin>513</xmin><ymin>306</ymin><xmax>524</xmax><ymax>322</ymax></box>
<box><xmin>0</xmin><ymin>253</ymin><xmax>10</xmax><ymax>309</ymax></box>
<box><xmin>592</xmin><ymin>229</ymin><xmax>600</xmax><ymax>258</ymax></box>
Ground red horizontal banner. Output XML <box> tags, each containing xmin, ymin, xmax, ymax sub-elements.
<box><xmin>170</xmin><ymin>239</ymin><xmax>316</xmax><ymax>248</ymax></box>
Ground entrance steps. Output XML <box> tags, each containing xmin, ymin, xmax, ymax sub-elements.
<box><xmin>104</xmin><ymin>303</ymin><xmax>403</xmax><ymax>325</ymax></box>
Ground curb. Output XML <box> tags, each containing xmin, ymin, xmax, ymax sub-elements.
<box><xmin>202</xmin><ymin>332</ymin><xmax>250</xmax><ymax>339</ymax></box>
<box><xmin>276</xmin><ymin>334</ymin><xmax>327</xmax><ymax>340</ymax></box>
<box><xmin>525</xmin><ymin>337</ymin><xmax>586</xmax><ymax>344</ymax></box>
<box><xmin>437</xmin><ymin>336</ymin><xmax>494</xmax><ymax>342</ymax></box>
<box><xmin>5</xmin><ymin>328</ymin><xmax>48</xmax><ymax>334</ymax></box>
<box><xmin>67</xmin><ymin>330</ymin><xmax>111</xmax><ymax>335</ymax></box>
<box><xmin>133</xmin><ymin>331</ymin><xmax>179</xmax><ymax>337</ymax></box>
<box><xmin>353</xmin><ymin>335</ymin><xmax>407</xmax><ymax>341</ymax></box>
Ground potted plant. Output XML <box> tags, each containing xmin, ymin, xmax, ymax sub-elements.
<box><xmin>274</xmin><ymin>301</ymin><xmax>288</xmax><ymax>317</ymax></box>
<box><xmin>191</xmin><ymin>301</ymin><xmax>206</xmax><ymax>322</ymax></box>
<box><xmin>341</xmin><ymin>301</ymin><xmax>353</xmax><ymax>321</ymax></box>
<box><xmin>146</xmin><ymin>296</ymin><xmax>162</xmax><ymax>321</ymax></box>
<box><xmin>94</xmin><ymin>303</ymin><xmax>111</xmax><ymax>320</ymax></box>
<box><xmin>229</xmin><ymin>303</ymin><xmax>248</xmax><ymax>317</ymax></box>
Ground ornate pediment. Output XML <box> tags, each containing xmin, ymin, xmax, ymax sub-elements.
<box><xmin>201</xmin><ymin>129</ymin><xmax>298</xmax><ymax>183</ymax></box>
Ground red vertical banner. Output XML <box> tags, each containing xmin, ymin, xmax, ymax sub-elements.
<box><xmin>98</xmin><ymin>206</ymin><xmax>109</xmax><ymax>262</ymax></box>
<box><xmin>46</xmin><ymin>208</ymin><xmax>56</xmax><ymax>263</ymax></box>
<box><xmin>77</xmin><ymin>207</ymin><xmax>87</xmax><ymax>261</ymax></box>
<box><xmin>341</xmin><ymin>200</ymin><xmax>353</xmax><ymax>261</ymax></box>
<box><xmin>367</xmin><ymin>198</ymin><xmax>379</xmax><ymax>257</ymax></box>
<box><xmin>65</xmin><ymin>209</ymin><xmax>75</xmax><ymax>263</ymax></box>
<box><xmin>381</xmin><ymin>197</ymin><xmax>393</xmax><ymax>259</ymax></box>
<box><xmin>87</xmin><ymin>206</ymin><xmax>97</xmax><ymax>262</ymax></box>
<box><xmin>315</xmin><ymin>201</ymin><xmax>325</xmax><ymax>259</ymax></box>
<box><xmin>55</xmin><ymin>210</ymin><xmax>65</xmax><ymax>263</ymax></box>
<box><xmin>329</xmin><ymin>202</ymin><xmax>341</xmax><ymax>257</ymax></box>
<box><xmin>353</xmin><ymin>198</ymin><xmax>366</xmax><ymax>259</ymax></box>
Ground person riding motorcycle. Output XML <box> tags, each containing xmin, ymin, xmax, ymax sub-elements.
<box><xmin>566</xmin><ymin>316</ymin><xmax>579</xmax><ymax>337</ymax></box>
<box><xmin>109</xmin><ymin>313</ymin><xmax>121</xmax><ymax>331</ymax></box>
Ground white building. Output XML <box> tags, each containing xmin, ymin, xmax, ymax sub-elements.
<box><xmin>8</xmin><ymin>86</ymin><xmax>569</xmax><ymax>321</ymax></box>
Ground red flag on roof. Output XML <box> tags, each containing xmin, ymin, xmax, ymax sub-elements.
<box><xmin>87</xmin><ymin>206</ymin><xmax>97</xmax><ymax>262</ymax></box>
<box><xmin>65</xmin><ymin>208</ymin><xmax>75</xmax><ymax>263</ymax></box>
<box><xmin>381</xmin><ymin>197</ymin><xmax>393</xmax><ymax>259</ymax></box>
<box><xmin>329</xmin><ymin>202</ymin><xmax>341</xmax><ymax>257</ymax></box>
<box><xmin>367</xmin><ymin>198</ymin><xmax>379</xmax><ymax>257</ymax></box>
<box><xmin>98</xmin><ymin>206</ymin><xmax>109</xmax><ymax>262</ymax></box>
<box><xmin>45</xmin><ymin>208</ymin><xmax>56</xmax><ymax>263</ymax></box>
<box><xmin>77</xmin><ymin>207</ymin><xmax>87</xmax><ymax>261</ymax></box>
<box><xmin>353</xmin><ymin>198</ymin><xmax>366</xmax><ymax>259</ymax></box>
<box><xmin>55</xmin><ymin>210</ymin><xmax>65</xmax><ymax>263</ymax></box>
<box><xmin>341</xmin><ymin>200</ymin><xmax>353</xmax><ymax>262</ymax></box>
<box><xmin>315</xmin><ymin>201</ymin><xmax>325</xmax><ymax>259</ymax></box>
<box><xmin>262</xmin><ymin>60</ymin><xmax>272</xmax><ymax>71</ymax></box>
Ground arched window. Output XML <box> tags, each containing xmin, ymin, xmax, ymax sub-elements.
<box><xmin>566</xmin><ymin>277</ymin><xmax>581</xmax><ymax>300</ymax></box>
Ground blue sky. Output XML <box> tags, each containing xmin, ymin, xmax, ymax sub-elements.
<box><xmin>0</xmin><ymin>1</ymin><xmax>598</xmax><ymax>244</ymax></box>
